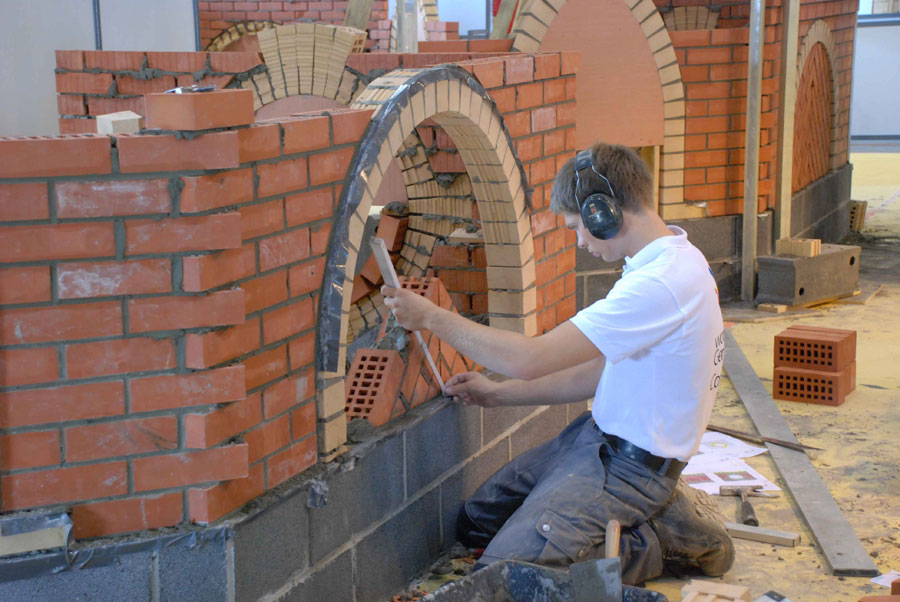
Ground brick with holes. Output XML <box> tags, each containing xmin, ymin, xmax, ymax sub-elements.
<box><xmin>344</xmin><ymin>349</ymin><xmax>406</xmax><ymax>427</ymax></box>
<box><xmin>773</xmin><ymin>361</ymin><xmax>856</xmax><ymax>406</ymax></box>
<box><xmin>774</xmin><ymin>325</ymin><xmax>855</xmax><ymax>371</ymax></box>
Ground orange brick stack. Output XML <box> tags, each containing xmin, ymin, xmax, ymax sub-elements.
<box><xmin>773</xmin><ymin>325</ymin><xmax>856</xmax><ymax>406</ymax></box>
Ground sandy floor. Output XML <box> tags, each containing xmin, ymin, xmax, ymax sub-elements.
<box><xmin>647</xmin><ymin>152</ymin><xmax>900</xmax><ymax>601</ymax></box>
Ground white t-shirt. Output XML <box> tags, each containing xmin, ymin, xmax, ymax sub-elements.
<box><xmin>569</xmin><ymin>226</ymin><xmax>724</xmax><ymax>460</ymax></box>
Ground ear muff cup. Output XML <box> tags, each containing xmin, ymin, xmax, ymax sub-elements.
<box><xmin>581</xmin><ymin>192</ymin><xmax>623</xmax><ymax>240</ymax></box>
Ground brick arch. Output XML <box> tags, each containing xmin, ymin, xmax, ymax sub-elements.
<box><xmin>316</xmin><ymin>65</ymin><xmax>535</xmax><ymax>381</ymax></box>
<box><xmin>509</xmin><ymin>0</ymin><xmax>694</xmax><ymax>215</ymax></box>
<box><xmin>205</xmin><ymin>20</ymin><xmax>275</xmax><ymax>52</ymax></box>
<box><xmin>795</xmin><ymin>19</ymin><xmax>841</xmax><ymax>172</ymax></box>
<box><xmin>233</xmin><ymin>23</ymin><xmax>369</xmax><ymax>110</ymax></box>
<box><xmin>792</xmin><ymin>42</ymin><xmax>834</xmax><ymax>192</ymax></box>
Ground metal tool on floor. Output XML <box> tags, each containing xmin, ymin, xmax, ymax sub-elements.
<box><xmin>571</xmin><ymin>519</ymin><xmax>622</xmax><ymax>602</ymax></box>
<box><xmin>719</xmin><ymin>485</ymin><xmax>776</xmax><ymax>527</ymax></box>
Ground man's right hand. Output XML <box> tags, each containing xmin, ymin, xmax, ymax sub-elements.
<box><xmin>445</xmin><ymin>372</ymin><xmax>505</xmax><ymax>407</ymax></box>
<box><xmin>382</xmin><ymin>285</ymin><xmax>440</xmax><ymax>331</ymax></box>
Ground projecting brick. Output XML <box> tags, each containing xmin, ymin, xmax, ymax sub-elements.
<box><xmin>129</xmin><ymin>289</ymin><xmax>245</xmax><ymax>333</ymax></box>
<box><xmin>185</xmin><ymin>394</ymin><xmax>263</xmax><ymax>448</ymax></box>
<box><xmin>238</xmin><ymin>124</ymin><xmax>281</xmax><ymax>162</ymax></box>
<box><xmin>309</xmin><ymin>147</ymin><xmax>355</xmax><ymax>186</ymax></box>
<box><xmin>181</xmin><ymin>168</ymin><xmax>254</xmax><ymax>213</ymax></box>
<box><xmin>0</xmin><ymin>302</ymin><xmax>121</xmax><ymax>345</ymax></box>
<box><xmin>185</xmin><ymin>317</ymin><xmax>260</xmax><ymax>369</ymax></box>
<box><xmin>262</xmin><ymin>372</ymin><xmax>314</xmax><ymax>419</ymax></box>
<box><xmin>471</xmin><ymin>61</ymin><xmax>503</xmax><ymax>89</ymax></box>
<box><xmin>0</xmin><ymin>222</ymin><xmax>115</xmax><ymax>263</ymax></box>
<box><xmin>126</xmin><ymin>213</ymin><xmax>241</xmax><ymax>254</ymax></box>
<box><xmin>345</xmin><ymin>348</ymin><xmax>405</xmax><ymax>426</ymax></box>
<box><xmin>244</xmin><ymin>345</ymin><xmax>289</xmax><ymax>390</ymax></box>
<box><xmin>239</xmin><ymin>198</ymin><xmax>285</xmax><ymax>241</ymax></box>
<box><xmin>0</xmin><ymin>266</ymin><xmax>52</xmax><ymax>304</ymax></box>
<box><xmin>331</xmin><ymin>109</ymin><xmax>373</xmax><ymax>144</ymax></box>
<box><xmin>133</xmin><ymin>444</ymin><xmax>249</xmax><ymax>492</ymax></box>
<box><xmin>130</xmin><ymin>365</ymin><xmax>246</xmax><ymax>412</ymax></box>
<box><xmin>0</xmin><ymin>381</ymin><xmax>123</xmax><ymax>428</ymax></box>
<box><xmin>66</xmin><ymin>416</ymin><xmax>178</xmax><ymax>462</ymax></box>
<box><xmin>188</xmin><ymin>463</ymin><xmax>265</xmax><ymax>524</ymax></box>
<box><xmin>244</xmin><ymin>271</ymin><xmax>289</xmax><ymax>314</ymax></box>
<box><xmin>0</xmin><ymin>431</ymin><xmax>60</xmax><ymax>471</ymax></box>
<box><xmin>259</xmin><ymin>227</ymin><xmax>311</xmax><ymax>271</ymax></box>
<box><xmin>145</xmin><ymin>89</ymin><xmax>253</xmax><ymax>131</ymax></box>
<box><xmin>282</xmin><ymin>115</ymin><xmax>331</xmax><ymax>154</ymax></box>
<box><xmin>1</xmin><ymin>462</ymin><xmax>127</xmax><ymax>510</ymax></box>
<box><xmin>285</xmin><ymin>188</ymin><xmax>333</xmax><ymax>226</ymax></box>
<box><xmin>257</xmin><ymin>157</ymin><xmax>309</xmax><ymax>198</ymax></box>
<box><xmin>72</xmin><ymin>492</ymin><xmax>183</xmax><ymax>538</ymax></box>
<box><xmin>375</xmin><ymin>214</ymin><xmax>408</xmax><ymax>252</ymax></box>
<box><xmin>182</xmin><ymin>244</ymin><xmax>256</xmax><ymax>291</ymax></box>
<box><xmin>58</xmin><ymin>258</ymin><xmax>172</xmax><ymax>299</ymax></box>
<box><xmin>291</xmin><ymin>400</ymin><xmax>316</xmax><ymax>439</ymax></box>
<box><xmin>66</xmin><ymin>337</ymin><xmax>176</xmax><ymax>379</ymax></box>
<box><xmin>117</xmin><ymin>131</ymin><xmax>239</xmax><ymax>173</ymax></box>
<box><xmin>266</xmin><ymin>435</ymin><xmax>316</xmax><ymax>487</ymax></box>
<box><xmin>0</xmin><ymin>182</ymin><xmax>49</xmax><ymax>221</ymax></box>
<box><xmin>262</xmin><ymin>297</ymin><xmax>315</xmax><ymax>345</ymax></box>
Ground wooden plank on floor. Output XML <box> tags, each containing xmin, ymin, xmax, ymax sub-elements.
<box><xmin>724</xmin><ymin>522</ymin><xmax>800</xmax><ymax>547</ymax></box>
<box><xmin>723</xmin><ymin>330</ymin><xmax>878</xmax><ymax>576</ymax></box>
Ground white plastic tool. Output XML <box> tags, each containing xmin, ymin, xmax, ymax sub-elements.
<box><xmin>369</xmin><ymin>237</ymin><xmax>446</xmax><ymax>394</ymax></box>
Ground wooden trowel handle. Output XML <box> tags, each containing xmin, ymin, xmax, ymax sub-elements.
<box><xmin>605</xmin><ymin>519</ymin><xmax>621</xmax><ymax>560</ymax></box>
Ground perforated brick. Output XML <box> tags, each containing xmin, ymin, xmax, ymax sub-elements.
<box><xmin>773</xmin><ymin>361</ymin><xmax>856</xmax><ymax>406</ymax></box>
<box><xmin>774</xmin><ymin>325</ymin><xmax>856</xmax><ymax>371</ymax></box>
<box><xmin>344</xmin><ymin>349</ymin><xmax>405</xmax><ymax>426</ymax></box>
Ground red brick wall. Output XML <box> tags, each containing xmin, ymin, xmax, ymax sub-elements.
<box><xmin>0</xmin><ymin>107</ymin><xmax>370</xmax><ymax>538</ymax></box>
<box><xmin>792</xmin><ymin>42</ymin><xmax>832</xmax><ymax>192</ymax></box>
<box><xmin>199</xmin><ymin>0</ymin><xmax>391</xmax><ymax>51</ymax></box>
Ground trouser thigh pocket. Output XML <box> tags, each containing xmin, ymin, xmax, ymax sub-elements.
<box><xmin>534</xmin><ymin>508</ymin><xmax>595</xmax><ymax>565</ymax></box>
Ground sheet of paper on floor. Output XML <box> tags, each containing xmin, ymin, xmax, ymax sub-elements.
<box><xmin>683</xmin><ymin>452</ymin><xmax>780</xmax><ymax>495</ymax></box>
<box><xmin>695</xmin><ymin>431</ymin><xmax>769</xmax><ymax>460</ymax></box>
<box><xmin>871</xmin><ymin>570</ymin><xmax>900</xmax><ymax>587</ymax></box>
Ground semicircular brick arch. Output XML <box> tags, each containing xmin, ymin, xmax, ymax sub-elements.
<box><xmin>206</xmin><ymin>20</ymin><xmax>276</xmax><ymax>52</ymax></box>
<box><xmin>795</xmin><ymin>19</ymin><xmax>841</xmax><ymax>171</ymax></box>
<box><xmin>509</xmin><ymin>0</ymin><xmax>695</xmax><ymax>217</ymax></box>
<box><xmin>317</xmin><ymin>65</ymin><xmax>535</xmax><ymax>379</ymax></box>
<box><xmin>233</xmin><ymin>23</ymin><xmax>369</xmax><ymax>110</ymax></box>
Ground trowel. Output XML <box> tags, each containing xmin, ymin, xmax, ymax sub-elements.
<box><xmin>570</xmin><ymin>519</ymin><xmax>623</xmax><ymax>602</ymax></box>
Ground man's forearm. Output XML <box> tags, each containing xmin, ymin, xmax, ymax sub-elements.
<box><xmin>491</xmin><ymin>356</ymin><xmax>605</xmax><ymax>407</ymax></box>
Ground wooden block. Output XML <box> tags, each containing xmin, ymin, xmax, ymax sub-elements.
<box><xmin>724</xmin><ymin>521</ymin><xmax>801</xmax><ymax>547</ymax></box>
<box><xmin>682</xmin><ymin>578</ymin><xmax>751</xmax><ymax>601</ymax></box>
<box><xmin>757</xmin><ymin>303</ymin><xmax>786</xmax><ymax>313</ymax></box>
<box><xmin>96</xmin><ymin>110</ymin><xmax>142</xmax><ymax>134</ymax></box>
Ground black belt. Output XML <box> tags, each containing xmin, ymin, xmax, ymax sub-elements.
<box><xmin>603</xmin><ymin>433</ymin><xmax>687</xmax><ymax>480</ymax></box>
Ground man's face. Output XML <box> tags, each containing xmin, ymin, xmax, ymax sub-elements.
<box><xmin>563</xmin><ymin>212</ymin><xmax>623</xmax><ymax>262</ymax></box>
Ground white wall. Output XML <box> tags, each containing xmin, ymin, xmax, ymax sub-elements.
<box><xmin>389</xmin><ymin>0</ymin><xmax>490</xmax><ymax>36</ymax></box>
<box><xmin>0</xmin><ymin>0</ymin><xmax>195</xmax><ymax>137</ymax></box>
<box><xmin>850</xmin><ymin>21</ymin><xmax>900</xmax><ymax>137</ymax></box>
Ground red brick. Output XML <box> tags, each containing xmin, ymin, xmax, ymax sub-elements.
<box><xmin>185</xmin><ymin>394</ymin><xmax>262</xmax><ymax>448</ymax></box>
<box><xmin>490</xmin><ymin>87</ymin><xmax>516</xmax><ymax>114</ymax></box>
<box><xmin>185</xmin><ymin>317</ymin><xmax>261</xmax><ymax>369</ymax></box>
<box><xmin>146</xmin><ymin>89</ymin><xmax>253</xmax><ymax>131</ymax></box>
<box><xmin>285</xmin><ymin>188</ymin><xmax>333</xmax><ymax>226</ymax></box>
<box><xmin>58</xmin><ymin>258</ymin><xmax>171</xmax><ymax>299</ymax></box>
<box><xmin>237</xmin><ymin>124</ymin><xmax>281</xmax><ymax>162</ymax></box>
<box><xmin>67</xmin><ymin>416</ymin><xmax>178</xmax><ymax>462</ymax></box>
<box><xmin>245</xmin><ymin>345</ymin><xmax>289</xmax><ymax>390</ymax></box>
<box><xmin>331</xmin><ymin>109</ymin><xmax>374</xmax><ymax>144</ymax></box>
<box><xmin>146</xmin><ymin>51</ymin><xmax>209</xmax><ymax>73</ymax></box>
<box><xmin>126</xmin><ymin>213</ymin><xmax>241</xmax><ymax>254</ymax></box>
<box><xmin>309</xmin><ymin>147</ymin><xmax>354</xmax><ymax>187</ymax></box>
<box><xmin>128</xmin><ymin>289</ymin><xmax>245</xmax><ymax>333</ymax></box>
<box><xmin>181</xmin><ymin>168</ymin><xmax>254</xmax><ymax>213</ymax></box>
<box><xmin>430</xmin><ymin>245</ymin><xmax>470</xmax><ymax>268</ymax></box>
<box><xmin>238</xmin><ymin>198</ymin><xmax>284</xmax><ymax>241</ymax></box>
<box><xmin>687</xmin><ymin>46</ymin><xmax>733</xmax><ymax>65</ymax></box>
<box><xmin>0</xmin><ymin>381</ymin><xmax>123</xmax><ymax>428</ymax></box>
<box><xmin>84</xmin><ymin>50</ymin><xmax>144</xmax><ymax>70</ymax></box>
<box><xmin>134</xmin><ymin>444</ymin><xmax>249</xmax><ymax>492</ymax></box>
<box><xmin>556</xmin><ymin>102</ymin><xmax>576</xmax><ymax>127</ymax></box>
<box><xmin>560</xmin><ymin>52</ymin><xmax>580</xmax><ymax>75</ymax></box>
<box><xmin>288</xmin><ymin>257</ymin><xmax>326</xmax><ymax>297</ymax></box>
<box><xmin>188</xmin><ymin>463</ymin><xmax>265</xmax><ymax>523</ymax></box>
<box><xmin>345</xmin><ymin>348</ymin><xmax>405</xmax><ymax>426</ymax></box>
<box><xmin>72</xmin><ymin>492</ymin><xmax>183</xmax><ymax>538</ymax></box>
<box><xmin>0</xmin><ymin>182</ymin><xmax>49</xmax><ymax>221</ymax></box>
<box><xmin>375</xmin><ymin>214</ymin><xmax>408</xmax><ymax>252</ymax></box>
<box><xmin>182</xmin><ymin>244</ymin><xmax>256</xmax><ymax>291</ymax></box>
<box><xmin>87</xmin><ymin>96</ymin><xmax>146</xmax><ymax>118</ymax></box>
<box><xmin>262</xmin><ymin>297</ymin><xmax>314</xmax><ymax>345</ymax></box>
<box><xmin>266</xmin><ymin>435</ymin><xmax>316</xmax><ymax>487</ymax></box>
<box><xmin>686</xmin><ymin>116</ymin><xmax>730</xmax><ymax>135</ymax></box>
<box><xmin>55</xmin><ymin>50</ymin><xmax>84</xmax><ymax>70</ymax></box>
<box><xmin>291</xmin><ymin>401</ymin><xmax>316</xmax><ymax>439</ymax></box>
<box><xmin>0</xmin><ymin>267</ymin><xmax>52</xmax><ymax>304</ymax></box>
<box><xmin>669</xmin><ymin>30</ymin><xmax>710</xmax><ymax>46</ymax></box>
<box><xmin>533</xmin><ymin>54</ymin><xmax>560</xmax><ymax>80</ymax></box>
<box><xmin>472</xmin><ymin>61</ymin><xmax>504</xmax><ymax>88</ymax></box>
<box><xmin>55</xmin><ymin>72</ymin><xmax>113</xmax><ymax>94</ymax></box>
<box><xmin>257</xmin><ymin>156</ymin><xmax>308</xmax><ymax>198</ymax></box>
<box><xmin>259</xmin><ymin>227</ymin><xmax>311</xmax><ymax>271</ymax></box>
<box><xmin>2</xmin><ymin>462</ymin><xmax>127</xmax><ymax>510</ymax></box>
<box><xmin>66</xmin><ymin>337</ymin><xmax>176</xmax><ymax>379</ymax></box>
<box><xmin>117</xmin><ymin>131</ymin><xmax>239</xmax><ymax>173</ymax></box>
<box><xmin>115</xmin><ymin>74</ymin><xmax>176</xmax><ymax>95</ymax></box>
<box><xmin>130</xmin><ymin>365</ymin><xmax>245</xmax><ymax>412</ymax></box>
<box><xmin>531</xmin><ymin>106</ymin><xmax>557</xmax><ymax>133</ymax></box>
<box><xmin>0</xmin><ymin>222</ymin><xmax>114</xmax><ymax>263</ymax></box>
<box><xmin>0</xmin><ymin>302</ymin><xmax>121</xmax><ymax>345</ymax></box>
<box><xmin>282</xmin><ymin>115</ymin><xmax>330</xmax><ymax>154</ymax></box>
<box><xmin>0</xmin><ymin>135</ymin><xmax>111</xmax><ymax>178</ymax></box>
<box><xmin>310</xmin><ymin>221</ymin><xmax>331</xmax><ymax>255</ymax></box>
<box><xmin>773</xmin><ymin>362</ymin><xmax>855</xmax><ymax>406</ymax></box>
<box><xmin>0</xmin><ymin>431</ymin><xmax>60</xmax><ymax>470</ymax></box>
<box><xmin>686</xmin><ymin>82</ymin><xmax>731</xmax><ymax>100</ymax></box>
<box><xmin>263</xmin><ymin>371</ymin><xmax>314</xmax><ymax>418</ymax></box>
<box><xmin>504</xmin><ymin>56</ymin><xmax>534</xmax><ymax>85</ymax></box>
<box><xmin>288</xmin><ymin>331</ymin><xmax>315</xmax><ymax>371</ymax></box>
<box><xmin>58</xmin><ymin>117</ymin><xmax>97</xmax><ymax>134</ymax></box>
<box><xmin>244</xmin><ymin>271</ymin><xmax>289</xmax><ymax>313</ymax></box>
<box><xmin>244</xmin><ymin>414</ymin><xmax>291</xmax><ymax>462</ymax></box>
<box><xmin>209</xmin><ymin>51</ymin><xmax>262</xmax><ymax>72</ymax></box>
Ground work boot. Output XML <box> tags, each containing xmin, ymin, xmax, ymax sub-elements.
<box><xmin>649</xmin><ymin>479</ymin><xmax>734</xmax><ymax>576</ymax></box>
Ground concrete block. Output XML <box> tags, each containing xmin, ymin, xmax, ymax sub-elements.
<box><xmin>483</xmin><ymin>405</ymin><xmax>537</xmax><ymax>446</ymax></box>
<box><xmin>789</xmin><ymin>164</ymin><xmax>851</xmax><ymax>242</ymax></box>
<box><xmin>308</xmin><ymin>433</ymin><xmax>405</xmax><ymax>564</ymax></box>
<box><xmin>509</xmin><ymin>404</ymin><xmax>569</xmax><ymax>459</ymax></box>
<box><xmin>675</xmin><ymin>215</ymin><xmax>739</xmax><ymax>261</ymax></box>
<box><xmin>281</xmin><ymin>550</ymin><xmax>353</xmax><ymax>602</ymax></box>
<box><xmin>757</xmin><ymin>244</ymin><xmax>860</xmax><ymax>306</ymax></box>
<box><xmin>405</xmin><ymin>402</ymin><xmax>482</xmax><ymax>495</ymax></box>
<box><xmin>233</xmin><ymin>488</ymin><xmax>310</xmax><ymax>602</ymax></box>
<box><xmin>585</xmin><ymin>271</ymin><xmax>622</xmax><ymax>304</ymax></box>
<box><xmin>355</xmin><ymin>489</ymin><xmax>442</xmax><ymax>602</ymax></box>
<box><xmin>158</xmin><ymin>529</ymin><xmax>229</xmax><ymax>602</ymax></box>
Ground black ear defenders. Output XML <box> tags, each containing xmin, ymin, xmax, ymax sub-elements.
<box><xmin>573</xmin><ymin>149</ymin><xmax>623</xmax><ymax>240</ymax></box>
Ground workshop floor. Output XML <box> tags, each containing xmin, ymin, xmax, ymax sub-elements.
<box><xmin>647</xmin><ymin>151</ymin><xmax>900</xmax><ymax>601</ymax></box>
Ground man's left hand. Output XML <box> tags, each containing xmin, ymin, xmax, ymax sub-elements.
<box><xmin>382</xmin><ymin>285</ymin><xmax>438</xmax><ymax>331</ymax></box>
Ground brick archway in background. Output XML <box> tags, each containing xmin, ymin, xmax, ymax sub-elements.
<box><xmin>794</xmin><ymin>20</ymin><xmax>841</xmax><ymax>180</ymax></box>
<box><xmin>206</xmin><ymin>21</ymin><xmax>275</xmax><ymax>51</ymax></box>
<box><xmin>509</xmin><ymin>0</ymin><xmax>695</xmax><ymax>217</ymax></box>
<box><xmin>315</xmin><ymin>66</ymin><xmax>536</xmax><ymax>448</ymax></box>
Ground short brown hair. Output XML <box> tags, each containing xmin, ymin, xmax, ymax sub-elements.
<box><xmin>550</xmin><ymin>142</ymin><xmax>653</xmax><ymax>215</ymax></box>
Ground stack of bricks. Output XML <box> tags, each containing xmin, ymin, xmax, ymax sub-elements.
<box><xmin>773</xmin><ymin>325</ymin><xmax>856</xmax><ymax>406</ymax></box>
<box><xmin>345</xmin><ymin>276</ymin><xmax>475</xmax><ymax>427</ymax></box>
<box><xmin>424</xmin><ymin>21</ymin><xmax>460</xmax><ymax>41</ymax></box>
<box><xmin>54</xmin><ymin>50</ymin><xmax>264</xmax><ymax>134</ymax></box>
<box><xmin>0</xmin><ymin>86</ymin><xmax>373</xmax><ymax>539</ymax></box>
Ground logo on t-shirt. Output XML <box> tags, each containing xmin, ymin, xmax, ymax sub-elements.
<box><xmin>710</xmin><ymin>329</ymin><xmax>725</xmax><ymax>391</ymax></box>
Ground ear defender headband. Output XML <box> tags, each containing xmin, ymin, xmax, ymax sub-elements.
<box><xmin>574</xmin><ymin>149</ymin><xmax>623</xmax><ymax>240</ymax></box>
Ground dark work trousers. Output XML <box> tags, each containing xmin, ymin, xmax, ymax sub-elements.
<box><xmin>458</xmin><ymin>411</ymin><xmax>679</xmax><ymax>585</ymax></box>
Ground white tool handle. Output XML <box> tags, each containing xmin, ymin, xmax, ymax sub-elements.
<box><xmin>369</xmin><ymin>238</ymin><xmax>446</xmax><ymax>394</ymax></box>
